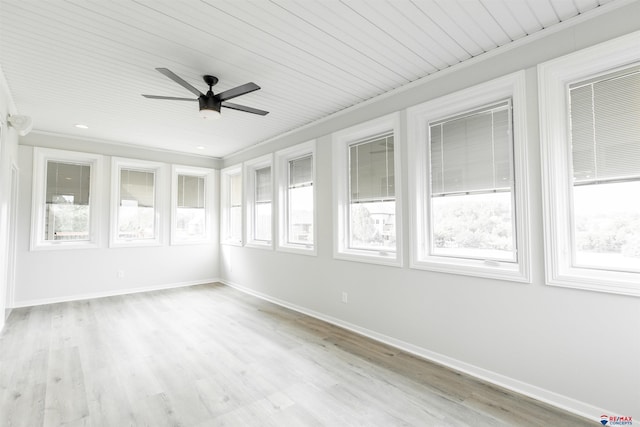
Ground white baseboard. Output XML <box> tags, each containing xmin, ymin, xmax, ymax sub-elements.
<box><xmin>220</xmin><ymin>278</ymin><xmax>607</xmax><ymax>422</ymax></box>
<box><xmin>11</xmin><ymin>278</ymin><xmax>221</xmax><ymax>308</ymax></box>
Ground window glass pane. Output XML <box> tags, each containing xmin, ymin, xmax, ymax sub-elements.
<box><xmin>288</xmin><ymin>156</ymin><xmax>313</xmax><ymax>245</ymax></box>
<box><xmin>176</xmin><ymin>174</ymin><xmax>205</xmax><ymax>240</ymax></box>
<box><xmin>228</xmin><ymin>172</ymin><xmax>242</xmax><ymax>241</ymax></box>
<box><xmin>255</xmin><ymin>167</ymin><xmax>271</xmax><ymax>202</ymax></box>
<box><xmin>254</xmin><ymin>166</ymin><xmax>272</xmax><ymax>242</ymax></box>
<box><xmin>45</xmin><ymin>161</ymin><xmax>91</xmax><ymax>241</ymax></box>
<box><xmin>429</xmin><ymin>100</ymin><xmax>516</xmax><ymax>262</ymax></box>
<box><xmin>119</xmin><ymin>169</ymin><xmax>155</xmax><ymax>240</ymax></box>
<box><xmin>431</xmin><ymin>192</ymin><xmax>515</xmax><ymax>261</ymax></box>
<box><xmin>348</xmin><ymin>135</ymin><xmax>395</xmax><ymax>251</ymax></box>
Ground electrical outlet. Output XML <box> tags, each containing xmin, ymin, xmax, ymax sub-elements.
<box><xmin>117</xmin><ymin>270</ymin><xmax>125</xmax><ymax>279</ymax></box>
<box><xmin>341</xmin><ymin>292</ymin><xmax>348</xmax><ymax>304</ymax></box>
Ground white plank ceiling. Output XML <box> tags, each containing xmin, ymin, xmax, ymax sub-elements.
<box><xmin>0</xmin><ymin>0</ymin><xmax>620</xmax><ymax>158</ymax></box>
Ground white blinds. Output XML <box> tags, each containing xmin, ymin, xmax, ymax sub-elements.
<box><xmin>570</xmin><ymin>67</ymin><xmax>640</xmax><ymax>184</ymax></box>
<box><xmin>429</xmin><ymin>100</ymin><xmax>513</xmax><ymax>196</ymax></box>
<box><xmin>120</xmin><ymin>169</ymin><xmax>154</xmax><ymax>207</ymax></box>
<box><xmin>46</xmin><ymin>161</ymin><xmax>91</xmax><ymax>205</ymax></box>
<box><xmin>349</xmin><ymin>133</ymin><xmax>394</xmax><ymax>203</ymax></box>
<box><xmin>289</xmin><ymin>155</ymin><xmax>313</xmax><ymax>188</ymax></box>
<box><xmin>255</xmin><ymin>166</ymin><xmax>271</xmax><ymax>202</ymax></box>
<box><xmin>178</xmin><ymin>175</ymin><xmax>205</xmax><ymax>208</ymax></box>
<box><xmin>230</xmin><ymin>173</ymin><xmax>242</xmax><ymax>207</ymax></box>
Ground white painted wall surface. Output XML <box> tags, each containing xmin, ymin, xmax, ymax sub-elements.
<box><xmin>221</xmin><ymin>2</ymin><xmax>640</xmax><ymax>419</ymax></box>
<box><xmin>14</xmin><ymin>135</ymin><xmax>220</xmax><ymax>306</ymax></box>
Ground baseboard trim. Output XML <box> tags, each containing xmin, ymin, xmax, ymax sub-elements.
<box><xmin>11</xmin><ymin>278</ymin><xmax>221</xmax><ymax>308</ymax></box>
<box><xmin>221</xmin><ymin>278</ymin><xmax>605</xmax><ymax>422</ymax></box>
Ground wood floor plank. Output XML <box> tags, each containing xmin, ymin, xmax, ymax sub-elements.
<box><xmin>0</xmin><ymin>283</ymin><xmax>592</xmax><ymax>426</ymax></box>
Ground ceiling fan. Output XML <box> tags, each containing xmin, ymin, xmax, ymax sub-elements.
<box><xmin>142</xmin><ymin>68</ymin><xmax>268</xmax><ymax>119</ymax></box>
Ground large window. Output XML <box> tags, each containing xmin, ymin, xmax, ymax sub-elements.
<box><xmin>276</xmin><ymin>140</ymin><xmax>316</xmax><ymax>255</ymax></box>
<box><xmin>407</xmin><ymin>71</ymin><xmax>530</xmax><ymax>282</ymax></box>
<box><xmin>245</xmin><ymin>155</ymin><xmax>273</xmax><ymax>248</ymax></box>
<box><xmin>111</xmin><ymin>158</ymin><xmax>164</xmax><ymax>247</ymax></box>
<box><xmin>333</xmin><ymin>113</ymin><xmax>402</xmax><ymax>266</ymax></box>
<box><xmin>539</xmin><ymin>31</ymin><xmax>640</xmax><ymax>296</ymax></box>
<box><xmin>221</xmin><ymin>165</ymin><xmax>243</xmax><ymax>245</ymax></box>
<box><xmin>31</xmin><ymin>148</ymin><xmax>103</xmax><ymax>250</ymax></box>
<box><xmin>171</xmin><ymin>165</ymin><xmax>214</xmax><ymax>244</ymax></box>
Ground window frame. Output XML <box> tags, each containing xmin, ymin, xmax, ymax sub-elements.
<box><xmin>110</xmin><ymin>157</ymin><xmax>165</xmax><ymax>248</ymax></box>
<box><xmin>244</xmin><ymin>154</ymin><xmax>274</xmax><ymax>249</ymax></box>
<box><xmin>332</xmin><ymin>112</ymin><xmax>403</xmax><ymax>267</ymax></box>
<box><xmin>30</xmin><ymin>147</ymin><xmax>103</xmax><ymax>251</ymax></box>
<box><xmin>275</xmin><ymin>140</ymin><xmax>317</xmax><ymax>256</ymax></box>
<box><xmin>170</xmin><ymin>164</ymin><xmax>214</xmax><ymax>245</ymax></box>
<box><xmin>538</xmin><ymin>31</ymin><xmax>640</xmax><ymax>296</ymax></box>
<box><xmin>407</xmin><ymin>71</ymin><xmax>531</xmax><ymax>282</ymax></box>
<box><xmin>220</xmin><ymin>164</ymin><xmax>243</xmax><ymax>246</ymax></box>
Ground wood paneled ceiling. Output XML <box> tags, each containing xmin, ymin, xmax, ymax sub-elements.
<box><xmin>0</xmin><ymin>0</ymin><xmax>621</xmax><ymax>158</ymax></box>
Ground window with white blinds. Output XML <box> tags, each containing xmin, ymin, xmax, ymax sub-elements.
<box><xmin>45</xmin><ymin>161</ymin><xmax>91</xmax><ymax>241</ymax></box>
<box><xmin>118</xmin><ymin>168</ymin><xmax>156</xmax><ymax>240</ymax></box>
<box><xmin>174</xmin><ymin>170</ymin><xmax>208</xmax><ymax>243</ymax></box>
<box><xmin>254</xmin><ymin>166</ymin><xmax>272</xmax><ymax>242</ymax></box>
<box><xmin>569</xmin><ymin>67</ymin><xmax>640</xmax><ymax>185</ymax></box>
<box><xmin>430</xmin><ymin>100</ymin><xmax>513</xmax><ymax>196</ymax></box>
<box><xmin>287</xmin><ymin>155</ymin><xmax>314</xmax><ymax>246</ymax></box>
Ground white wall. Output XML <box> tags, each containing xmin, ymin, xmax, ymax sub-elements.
<box><xmin>13</xmin><ymin>133</ymin><xmax>220</xmax><ymax>306</ymax></box>
<box><xmin>0</xmin><ymin>65</ymin><xmax>20</xmax><ymax>331</ymax></box>
<box><xmin>220</xmin><ymin>2</ymin><xmax>640</xmax><ymax>419</ymax></box>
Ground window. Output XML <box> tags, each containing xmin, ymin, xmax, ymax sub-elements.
<box><xmin>538</xmin><ymin>31</ymin><xmax>640</xmax><ymax>296</ymax></box>
<box><xmin>171</xmin><ymin>165</ymin><xmax>214</xmax><ymax>244</ymax></box>
<box><xmin>31</xmin><ymin>148</ymin><xmax>103</xmax><ymax>250</ymax></box>
<box><xmin>221</xmin><ymin>164</ymin><xmax>243</xmax><ymax>245</ymax></box>
<box><xmin>407</xmin><ymin>71</ymin><xmax>530</xmax><ymax>282</ymax></box>
<box><xmin>111</xmin><ymin>158</ymin><xmax>164</xmax><ymax>247</ymax></box>
<box><xmin>244</xmin><ymin>154</ymin><xmax>273</xmax><ymax>248</ymax></box>
<box><xmin>275</xmin><ymin>140</ymin><xmax>316</xmax><ymax>255</ymax></box>
<box><xmin>333</xmin><ymin>113</ymin><xmax>402</xmax><ymax>266</ymax></box>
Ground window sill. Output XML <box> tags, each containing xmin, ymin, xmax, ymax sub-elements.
<box><xmin>31</xmin><ymin>241</ymin><xmax>100</xmax><ymax>251</ymax></box>
<box><xmin>245</xmin><ymin>240</ymin><xmax>273</xmax><ymax>250</ymax></box>
<box><xmin>411</xmin><ymin>256</ymin><xmax>530</xmax><ymax>283</ymax></box>
<box><xmin>548</xmin><ymin>265</ymin><xmax>640</xmax><ymax>297</ymax></box>
<box><xmin>110</xmin><ymin>239</ymin><xmax>162</xmax><ymax>249</ymax></box>
<box><xmin>334</xmin><ymin>249</ymin><xmax>402</xmax><ymax>267</ymax></box>
<box><xmin>276</xmin><ymin>243</ymin><xmax>316</xmax><ymax>256</ymax></box>
<box><xmin>221</xmin><ymin>239</ymin><xmax>243</xmax><ymax>247</ymax></box>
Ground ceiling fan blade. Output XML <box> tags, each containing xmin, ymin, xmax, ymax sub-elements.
<box><xmin>155</xmin><ymin>68</ymin><xmax>203</xmax><ymax>97</ymax></box>
<box><xmin>216</xmin><ymin>82</ymin><xmax>260</xmax><ymax>102</ymax></box>
<box><xmin>222</xmin><ymin>102</ymin><xmax>269</xmax><ymax>116</ymax></box>
<box><xmin>142</xmin><ymin>94</ymin><xmax>196</xmax><ymax>101</ymax></box>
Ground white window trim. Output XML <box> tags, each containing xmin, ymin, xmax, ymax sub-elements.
<box><xmin>332</xmin><ymin>113</ymin><xmax>403</xmax><ymax>267</ymax></box>
<box><xmin>31</xmin><ymin>147</ymin><xmax>103</xmax><ymax>251</ymax></box>
<box><xmin>220</xmin><ymin>164</ymin><xmax>243</xmax><ymax>246</ymax></box>
<box><xmin>244</xmin><ymin>154</ymin><xmax>274</xmax><ymax>250</ymax></box>
<box><xmin>275</xmin><ymin>140</ymin><xmax>317</xmax><ymax>256</ymax></box>
<box><xmin>170</xmin><ymin>164</ymin><xmax>215</xmax><ymax>245</ymax></box>
<box><xmin>407</xmin><ymin>71</ymin><xmax>531</xmax><ymax>282</ymax></box>
<box><xmin>538</xmin><ymin>31</ymin><xmax>640</xmax><ymax>297</ymax></box>
<box><xmin>110</xmin><ymin>157</ymin><xmax>165</xmax><ymax>248</ymax></box>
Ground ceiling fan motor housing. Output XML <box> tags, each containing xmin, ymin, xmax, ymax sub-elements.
<box><xmin>199</xmin><ymin>92</ymin><xmax>221</xmax><ymax>114</ymax></box>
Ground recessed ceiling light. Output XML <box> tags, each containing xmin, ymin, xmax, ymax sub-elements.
<box><xmin>74</xmin><ymin>124</ymin><xmax>89</xmax><ymax>129</ymax></box>
<box><xmin>196</xmin><ymin>146</ymin><xmax>206</xmax><ymax>150</ymax></box>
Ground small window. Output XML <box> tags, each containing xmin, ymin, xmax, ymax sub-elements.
<box><xmin>31</xmin><ymin>148</ymin><xmax>103</xmax><ymax>250</ymax></box>
<box><xmin>171</xmin><ymin>165</ymin><xmax>213</xmax><ymax>244</ymax></box>
<box><xmin>538</xmin><ymin>31</ymin><xmax>640</xmax><ymax>296</ymax></box>
<box><xmin>275</xmin><ymin>140</ymin><xmax>316</xmax><ymax>255</ymax></box>
<box><xmin>407</xmin><ymin>71</ymin><xmax>530</xmax><ymax>282</ymax></box>
<box><xmin>333</xmin><ymin>113</ymin><xmax>402</xmax><ymax>266</ymax></box>
<box><xmin>221</xmin><ymin>164</ymin><xmax>243</xmax><ymax>245</ymax></box>
<box><xmin>244</xmin><ymin>155</ymin><xmax>273</xmax><ymax>248</ymax></box>
<box><xmin>111</xmin><ymin>158</ymin><xmax>164</xmax><ymax>247</ymax></box>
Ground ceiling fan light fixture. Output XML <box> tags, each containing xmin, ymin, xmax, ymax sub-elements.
<box><xmin>200</xmin><ymin>108</ymin><xmax>221</xmax><ymax>120</ymax></box>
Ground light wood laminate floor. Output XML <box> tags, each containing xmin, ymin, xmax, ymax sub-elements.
<box><xmin>0</xmin><ymin>283</ymin><xmax>591</xmax><ymax>426</ymax></box>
